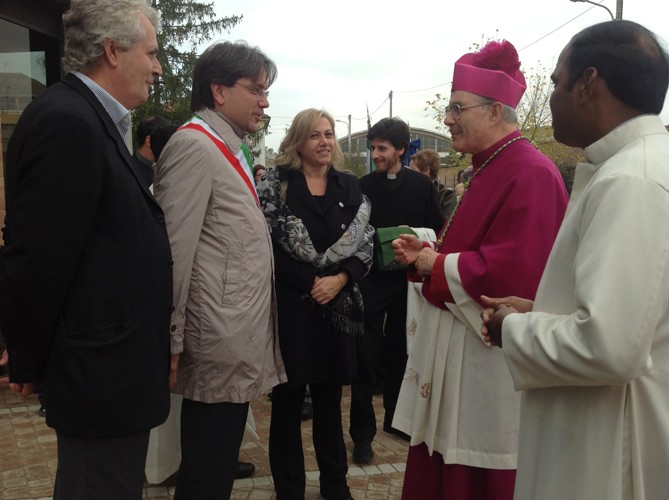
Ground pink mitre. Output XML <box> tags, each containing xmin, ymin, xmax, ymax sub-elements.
<box><xmin>452</xmin><ymin>40</ymin><xmax>526</xmax><ymax>108</ymax></box>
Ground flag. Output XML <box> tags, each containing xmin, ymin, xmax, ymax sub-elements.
<box><xmin>403</xmin><ymin>138</ymin><xmax>422</xmax><ymax>166</ymax></box>
<box><xmin>365</xmin><ymin>105</ymin><xmax>374</xmax><ymax>175</ymax></box>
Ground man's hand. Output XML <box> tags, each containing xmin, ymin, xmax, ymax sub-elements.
<box><xmin>481</xmin><ymin>295</ymin><xmax>534</xmax><ymax>314</ymax></box>
<box><xmin>480</xmin><ymin>295</ymin><xmax>534</xmax><ymax>347</ymax></box>
<box><xmin>392</xmin><ymin>234</ymin><xmax>423</xmax><ymax>265</ymax></box>
<box><xmin>9</xmin><ymin>381</ymin><xmax>38</xmax><ymax>396</ymax></box>
<box><xmin>311</xmin><ymin>273</ymin><xmax>347</xmax><ymax>305</ymax></box>
<box><xmin>415</xmin><ymin>248</ymin><xmax>439</xmax><ymax>277</ymax></box>
<box><xmin>1</xmin><ymin>349</ymin><xmax>38</xmax><ymax>394</ymax></box>
<box><xmin>0</xmin><ymin>349</ymin><xmax>8</xmax><ymax>384</ymax></box>
<box><xmin>169</xmin><ymin>354</ymin><xmax>180</xmax><ymax>391</ymax></box>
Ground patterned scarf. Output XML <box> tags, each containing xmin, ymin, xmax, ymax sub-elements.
<box><xmin>259</xmin><ymin>167</ymin><xmax>374</xmax><ymax>335</ymax></box>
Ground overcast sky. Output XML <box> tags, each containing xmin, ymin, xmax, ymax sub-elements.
<box><xmin>206</xmin><ymin>0</ymin><xmax>669</xmax><ymax>151</ymax></box>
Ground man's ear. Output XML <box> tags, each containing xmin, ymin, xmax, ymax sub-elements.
<box><xmin>579</xmin><ymin>67</ymin><xmax>598</xmax><ymax>101</ymax></box>
<box><xmin>488</xmin><ymin>101</ymin><xmax>504</xmax><ymax>124</ymax></box>
<box><xmin>102</xmin><ymin>38</ymin><xmax>119</xmax><ymax>68</ymax></box>
<box><xmin>211</xmin><ymin>83</ymin><xmax>226</xmax><ymax>107</ymax></box>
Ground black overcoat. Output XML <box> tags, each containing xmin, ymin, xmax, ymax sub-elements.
<box><xmin>0</xmin><ymin>74</ymin><xmax>173</xmax><ymax>437</ymax></box>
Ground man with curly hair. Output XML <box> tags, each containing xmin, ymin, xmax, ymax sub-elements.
<box><xmin>0</xmin><ymin>1</ymin><xmax>170</xmax><ymax>498</ymax></box>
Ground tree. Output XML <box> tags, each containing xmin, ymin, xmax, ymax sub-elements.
<box><xmin>246</xmin><ymin>118</ymin><xmax>271</xmax><ymax>162</ymax></box>
<box><xmin>536</xmin><ymin>135</ymin><xmax>586</xmax><ymax>194</ymax></box>
<box><xmin>515</xmin><ymin>61</ymin><xmax>553</xmax><ymax>143</ymax></box>
<box><xmin>132</xmin><ymin>1</ymin><xmax>242</xmax><ymax>134</ymax></box>
<box><xmin>423</xmin><ymin>92</ymin><xmax>448</xmax><ymax>134</ymax></box>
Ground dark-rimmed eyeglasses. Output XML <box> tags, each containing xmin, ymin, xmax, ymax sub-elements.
<box><xmin>235</xmin><ymin>82</ymin><xmax>270</xmax><ymax>98</ymax></box>
<box><xmin>444</xmin><ymin>102</ymin><xmax>489</xmax><ymax>120</ymax></box>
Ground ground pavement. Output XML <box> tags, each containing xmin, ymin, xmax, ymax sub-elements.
<box><xmin>0</xmin><ymin>384</ymin><xmax>408</xmax><ymax>499</ymax></box>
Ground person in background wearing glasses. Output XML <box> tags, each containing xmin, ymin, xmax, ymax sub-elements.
<box><xmin>391</xmin><ymin>40</ymin><xmax>568</xmax><ymax>499</ymax></box>
<box><xmin>153</xmin><ymin>41</ymin><xmax>286</xmax><ymax>500</ymax></box>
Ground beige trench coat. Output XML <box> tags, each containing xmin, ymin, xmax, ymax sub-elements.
<box><xmin>155</xmin><ymin>108</ymin><xmax>286</xmax><ymax>404</ymax></box>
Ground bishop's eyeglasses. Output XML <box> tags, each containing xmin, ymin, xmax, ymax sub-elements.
<box><xmin>444</xmin><ymin>102</ymin><xmax>490</xmax><ymax>120</ymax></box>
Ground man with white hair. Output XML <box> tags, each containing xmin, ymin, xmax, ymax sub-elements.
<box><xmin>393</xmin><ymin>40</ymin><xmax>568</xmax><ymax>499</ymax></box>
<box><xmin>0</xmin><ymin>1</ymin><xmax>170</xmax><ymax>498</ymax></box>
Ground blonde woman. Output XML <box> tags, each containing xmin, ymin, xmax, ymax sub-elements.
<box><xmin>258</xmin><ymin>109</ymin><xmax>374</xmax><ymax>500</ymax></box>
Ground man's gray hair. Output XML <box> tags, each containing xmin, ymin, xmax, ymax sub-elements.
<box><xmin>480</xmin><ymin>98</ymin><xmax>519</xmax><ymax>124</ymax></box>
<box><xmin>62</xmin><ymin>0</ymin><xmax>160</xmax><ymax>73</ymax></box>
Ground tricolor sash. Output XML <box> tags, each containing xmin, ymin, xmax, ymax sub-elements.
<box><xmin>179</xmin><ymin>115</ymin><xmax>260</xmax><ymax>207</ymax></box>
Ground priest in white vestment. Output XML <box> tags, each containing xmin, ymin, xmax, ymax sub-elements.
<box><xmin>483</xmin><ymin>20</ymin><xmax>669</xmax><ymax>500</ymax></box>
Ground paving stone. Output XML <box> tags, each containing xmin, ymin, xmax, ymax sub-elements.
<box><xmin>248</xmin><ymin>489</ymin><xmax>275</xmax><ymax>499</ymax></box>
<box><xmin>27</xmin><ymin>477</ymin><xmax>52</xmax><ymax>487</ymax></box>
<box><xmin>2</xmin><ymin>476</ymin><xmax>28</xmax><ymax>488</ymax></box>
<box><xmin>1</xmin><ymin>385</ymin><xmax>408</xmax><ymax>499</ymax></box>
<box><xmin>1</xmin><ymin>485</ymin><xmax>30</xmax><ymax>500</ymax></box>
<box><xmin>377</xmin><ymin>463</ymin><xmax>397</xmax><ymax>474</ymax></box>
<box><xmin>1</xmin><ymin>468</ymin><xmax>24</xmax><ymax>480</ymax></box>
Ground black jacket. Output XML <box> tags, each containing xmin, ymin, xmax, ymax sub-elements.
<box><xmin>272</xmin><ymin>167</ymin><xmax>367</xmax><ymax>386</ymax></box>
<box><xmin>360</xmin><ymin>167</ymin><xmax>444</xmax><ymax>283</ymax></box>
<box><xmin>0</xmin><ymin>74</ymin><xmax>173</xmax><ymax>437</ymax></box>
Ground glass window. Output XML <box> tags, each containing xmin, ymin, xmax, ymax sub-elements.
<box><xmin>1</xmin><ymin>17</ymin><xmax>60</xmax><ymax>164</ymax></box>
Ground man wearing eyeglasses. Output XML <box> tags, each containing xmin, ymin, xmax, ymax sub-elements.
<box><xmin>153</xmin><ymin>41</ymin><xmax>286</xmax><ymax>499</ymax></box>
<box><xmin>391</xmin><ymin>40</ymin><xmax>568</xmax><ymax>499</ymax></box>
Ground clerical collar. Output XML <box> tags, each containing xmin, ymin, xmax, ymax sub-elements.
<box><xmin>384</xmin><ymin>165</ymin><xmax>405</xmax><ymax>180</ymax></box>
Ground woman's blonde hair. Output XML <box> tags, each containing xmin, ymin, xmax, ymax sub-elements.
<box><xmin>275</xmin><ymin>108</ymin><xmax>344</xmax><ymax>170</ymax></box>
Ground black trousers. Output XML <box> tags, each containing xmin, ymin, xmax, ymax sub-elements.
<box><xmin>269</xmin><ymin>381</ymin><xmax>350</xmax><ymax>500</ymax></box>
<box><xmin>174</xmin><ymin>398</ymin><xmax>249</xmax><ymax>500</ymax></box>
<box><xmin>54</xmin><ymin>430</ymin><xmax>149</xmax><ymax>500</ymax></box>
<box><xmin>350</xmin><ymin>279</ymin><xmax>408</xmax><ymax>443</ymax></box>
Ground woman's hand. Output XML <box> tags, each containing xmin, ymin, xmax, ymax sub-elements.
<box><xmin>311</xmin><ymin>272</ymin><xmax>348</xmax><ymax>305</ymax></box>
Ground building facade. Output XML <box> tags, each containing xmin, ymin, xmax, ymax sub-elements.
<box><xmin>0</xmin><ymin>0</ymin><xmax>68</xmax><ymax>238</ymax></box>
<box><xmin>338</xmin><ymin>127</ymin><xmax>452</xmax><ymax>161</ymax></box>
